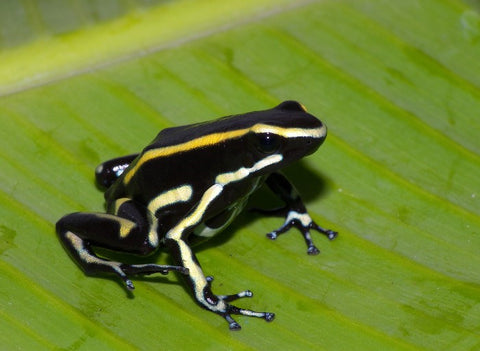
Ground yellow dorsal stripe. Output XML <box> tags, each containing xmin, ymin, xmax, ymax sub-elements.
<box><xmin>123</xmin><ymin>129</ymin><xmax>246</xmax><ymax>184</ymax></box>
<box><xmin>123</xmin><ymin>123</ymin><xmax>325</xmax><ymax>184</ymax></box>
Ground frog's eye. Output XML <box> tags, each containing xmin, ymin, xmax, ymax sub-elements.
<box><xmin>256</xmin><ymin>133</ymin><xmax>281</xmax><ymax>154</ymax></box>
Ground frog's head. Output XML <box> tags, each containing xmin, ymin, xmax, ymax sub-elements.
<box><xmin>239</xmin><ymin>100</ymin><xmax>326</xmax><ymax>175</ymax></box>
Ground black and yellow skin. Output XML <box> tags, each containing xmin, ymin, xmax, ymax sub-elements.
<box><xmin>56</xmin><ymin>101</ymin><xmax>337</xmax><ymax>330</ymax></box>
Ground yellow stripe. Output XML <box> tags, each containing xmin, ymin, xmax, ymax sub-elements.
<box><xmin>93</xmin><ymin>213</ymin><xmax>136</xmax><ymax>238</ymax></box>
<box><xmin>123</xmin><ymin>123</ymin><xmax>325</xmax><ymax>184</ymax></box>
<box><xmin>124</xmin><ymin>129</ymin><xmax>245</xmax><ymax>184</ymax></box>
<box><xmin>147</xmin><ymin>185</ymin><xmax>193</xmax><ymax>214</ymax></box>
<box><xmin>251</xmin><ymin>124</ymin><xmax>326</xmax><ymax>139</ymax></box>
<box><xmin>164</xmin><ymin>184</ymin><xmax>228</xmax><ymax>312</ymax></box>
<box><xmin>215</xmin><ymin>154</ymin><xmax>283</xmax><ymax>185</ymax></box>
<box><xmin>166</xmin><ymin>184</ymin><xmax>223</xmax><ymax>241</ymax></box>
<box><xmin>113</xmin><ymin>198</ymin><xmax>130</xmax><ymax>214</ymax></box>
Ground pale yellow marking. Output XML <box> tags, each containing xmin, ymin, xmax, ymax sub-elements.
<box><xmin>65</xmin><ymin>231</ymin><xmax>124</xmax><ymax>274</ymax></box>
<box><xmin>146</xmin><ymin>184</ymin><xmax>193</xmax><ymax>247</ymax></box>
<box><xmin>250</xmin><ymin>123</ymin><xmax>326</xmax><ymax>139</ymax></box>
<box><xmin>147</xmin><ymin>185</ymin><xmax>193</xmax><ymax>214</ymax></box>
<box><xmin>177</xmin><ymin>239</ymin><xmax>227</xmax><ymax>312</ymax></box>
<box><xmin>215</xmin><ymin>168</ymin><xmax>249</xmax><ymax>185</ymax></box>
<box><xmin>215</xmin><ymin>154</ymin><xmax>282</xmax><ymax>185</ymax></box>
<box><xmin>166</xmin><ymin>184</ymin><xmax>223</xmax><ymax>241</ymax></box>
<box><xmin>285</xmin><ymin>211</ymin><xmax>313</xmax><ymax>227</ymax></box>
<box><xmin>93</xmin><ymin>213</ymin><xmax>136</xmax><ymax>238</ymax></box>
<box><xmin>113</xmin><ymin>198</ymin><xmax>130</xmax><ymax>214</ymax></box>
<box><xmin>123</xmin><ymin>123</ymin><xmax>325</xmax><ymax>184</ymax></box>
<box><xmin>119</xmin><ymin>222</ymin><xmax>136</xmax><ymax>238</ymax></box>
<box><xmin>148</xmin><ymin>221</ymin><xmax>159</xmax><ymax>248</ymax></box>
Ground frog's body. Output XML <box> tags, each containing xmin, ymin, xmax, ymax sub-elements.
<box><xmin>56</xmin><ymin>101</ymin><xmax>337</xmax><ymax>330</ymax></box>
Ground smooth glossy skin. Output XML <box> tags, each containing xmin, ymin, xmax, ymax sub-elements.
<box><xmin>56</xmin><ymin>101</ymin><xmax>337</xmax><ymax>330</ymax></box>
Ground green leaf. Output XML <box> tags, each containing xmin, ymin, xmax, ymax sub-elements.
<box><xmin>1</xmin><ymin>0</ymin><xmax>480</xmax><ymax>349</ymax></box>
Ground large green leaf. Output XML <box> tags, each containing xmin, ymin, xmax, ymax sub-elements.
<box><xmin>1</xmin><ymin>0</ymin><xmax>479</xmax><ymax>349</ymax></box>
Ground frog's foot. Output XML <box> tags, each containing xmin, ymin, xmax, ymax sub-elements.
<box><xmin>206</xmin><ymin>276</ymin><xmax>253</xmax><ymax>302</ymax></box>
<box><xmin>224</xmin><ymin>305</ymin><xmax>275</xmax><ymax>331</ymax></box>
<box><xmin>206</xmin><ymin>276</ymin><xmax>275</xmax><ymax>330</ymax></box>
<box><xmin>119</xmin><ymin>264</ymin><xmax>189</xmax><ymax>290</ymax></box>
<box><xmin>265</xmin><ymin>209</ymin><xmax>337</xmax><ymax>255</ymax></box>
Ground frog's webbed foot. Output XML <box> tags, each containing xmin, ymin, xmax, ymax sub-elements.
<box><xmin>206</xmin><ymin>276</ymin><xmax>275</xmax><ymax>330</ymax></box>
<box><xmin>257</xmin><ymin>206</ymin><xmax>337</xmax><ymax>255</ymax></box>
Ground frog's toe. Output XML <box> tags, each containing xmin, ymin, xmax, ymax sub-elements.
<box><xmin>307</xmin><ymin>245</ymin><xmax>320</xmax><ymax>255</ymax></box>
<box><xmin>219</xmin><ymin>290</ymin><xmax>253</xmax><ymax>303</ymax></box>
<box><xmin>264</xmin><ymin>312</ymin><xmax>275</xmax><ymax>322</ymax></box>
<box><xmin>310</xmin><ymin>222</ymin><xmax>338</xmax><ymax>240</ymax></box>
<box><xmin>223</xmin><ymin>306</ymin><xmax>275</xmax><ymax>331</ymax></box>
<box><xmin>206</xmin><ymin>276</ymin><xmax>254</xmax><ymax>303</ymax></box>
<box><xmin>124</xmin><ymin>278</ymin><xmax>135</xmax><ymax>290</ymax></box>
<box><xmin>109</xmin><ymin>266</ymin><xmax>135</xmax><ymax>290</ymax></box>
<box><xmin>225</xmin><ymin>315</ymin><xmax>242</xmax><ymax>331</ymax></box>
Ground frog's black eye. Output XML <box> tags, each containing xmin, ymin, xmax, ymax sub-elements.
<box><xmin>256</xmin><ymin>133</ymin><xmax>281</xmax><ymax>154</ymax></box>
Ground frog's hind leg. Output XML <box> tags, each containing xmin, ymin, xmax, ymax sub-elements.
<box><xmin>56</xmin><ymin>199</ymin><xmax>187</xmax><ymax>290</ymax></box>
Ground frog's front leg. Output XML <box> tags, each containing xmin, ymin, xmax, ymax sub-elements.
<box><xmin>95</xmin><ymin>153</ymin><xmax>139</xmax><ymax>188</ymax></box>
<box><xmin>165</xmin><ymin>185</ymin><xmax>274</xmax><ymax>330</ymax></box>
<box><xmin>165</xmin><ymin>237</ymin><xmax>274</xmax><ymax>330</ymax></box>
<box><xmin>259</xmin><ymin>172</ymin><xmax>337</xmax><ymax>255</ymax></box>
<box><xmin>56</xmin><ymin>199</ymin><xmax>187</xmax><ymax>290</ymax></box>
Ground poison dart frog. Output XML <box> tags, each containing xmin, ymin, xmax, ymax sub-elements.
<box><xmin>56</xmin><ymin>101</ymin><xmax>337</xmax><ymax>330</ymax></box>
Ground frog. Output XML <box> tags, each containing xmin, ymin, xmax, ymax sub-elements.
<box><xmin>56</xmin><ymin>100</ymin><xmax>337</xmax><ymax>330</ymax></box>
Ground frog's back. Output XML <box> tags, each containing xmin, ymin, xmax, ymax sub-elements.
<box><xmin>146</xmin><ymin>101</ymin><xmax>321</xmax><ymax>150</ymax></box>
<box><xmin>105</xmin><ymin>100</ymin><xmax>324</xmax><ymax>207</ymax></box>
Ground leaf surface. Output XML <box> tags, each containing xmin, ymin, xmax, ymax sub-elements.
<box><xmin>0</xmin><ymin>0</ymin><xmax>479</xmax><ymax>350</ymax></box>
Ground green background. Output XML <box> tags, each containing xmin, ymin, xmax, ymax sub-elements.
<box><xmin>0</xmin><ymin>0</ymin><xmax>479</xmax><ymax>349</ymax></box>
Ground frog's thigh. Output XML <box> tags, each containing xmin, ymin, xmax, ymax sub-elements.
<box><xmin>56</xmin><ymin>199</ymin><xmax>156</xmax><ymax>263</ymax></box>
